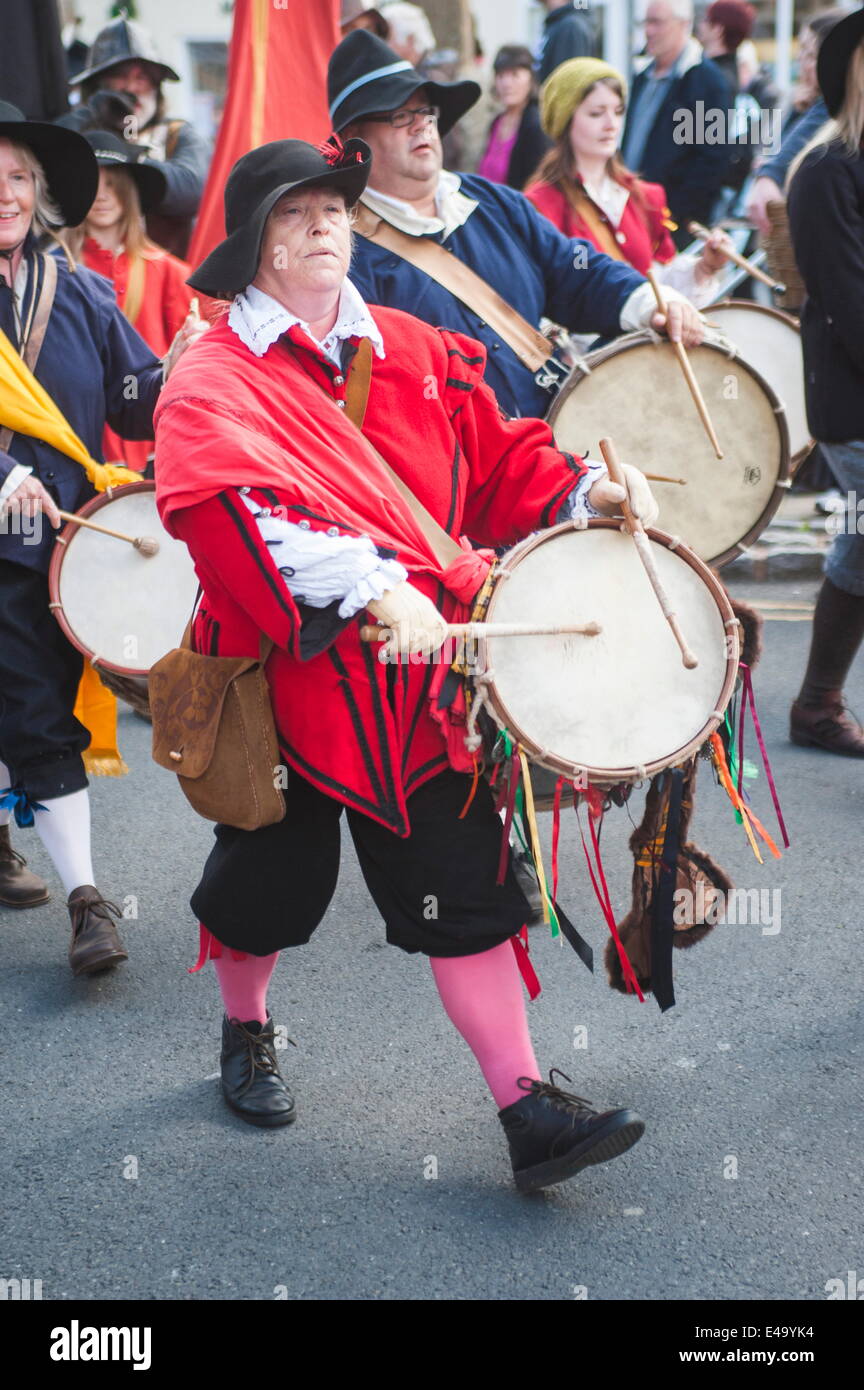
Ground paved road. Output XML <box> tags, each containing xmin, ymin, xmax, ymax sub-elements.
<box><xmin>2</xmin><ymin>568</ymin><xmax>862</xmax><ymax>1301</ymax></box>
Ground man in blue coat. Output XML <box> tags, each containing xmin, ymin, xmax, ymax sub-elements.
<box><xmin>622</xmin><ymin>1</ymin><xmax>731</xmax><ymax>248</ymax></box>
<box><xmin>328</xmin><ymin>30</ymin><xmax>706</xmax><ymax>422</ymax></box>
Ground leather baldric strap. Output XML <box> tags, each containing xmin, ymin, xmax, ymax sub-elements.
<box><xmin>0</xmin><ymin>251</ymin><xmax>58</xmax><ymax>455</ymax></box>
<box><xmin>559</xmin><ymin>179</ymin><xmax>626</xmax><ymax>263</ymax></box>
<box><xmin>353</xmin><ymin>202</ymin><xmax>558</xmax><ymax>377</ymax></box>
<box><xmin>341</xmin><ymin>337</ymin><xmax>462</xmax><ymax>569</ymax></box>
<box><xmin>122</xmin><ymin>252</ymin><xmax>146</xmax><ymax>328</ymax></box>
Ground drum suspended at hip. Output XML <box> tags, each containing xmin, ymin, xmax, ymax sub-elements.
<box><xmin>472</xmin><ymin>520</ymin><xmax>739</xmax><ymax>793</ymax></box>
<box><xmin>706</xmin><ymin>300</ymin><xmax>813</xmax><ymax>473</ymax></box>
<box><xmin>547</xmin><ymin>330</ymin><xmax>792</xmax><ymax>568</ymax></box>
<box><xmin>47</xmin><ymin>481</ymin><xmax>199</xmax><ymax>717</ymax></box>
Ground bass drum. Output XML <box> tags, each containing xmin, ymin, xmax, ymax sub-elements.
<box><xmin>707</xmin><ymin>300</ymin><xmax>813</xmax><ymax>471</ymax></box>
<box><xmin>547</xmin><ymin>330</ymin><xmax>792</xmax><ymax>568</ymax></box>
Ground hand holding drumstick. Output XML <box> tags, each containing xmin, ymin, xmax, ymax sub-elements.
<box><xmin>600</xmin><ymin>437</ymin><xmax>698</xmax><ymax>670</ymax></box>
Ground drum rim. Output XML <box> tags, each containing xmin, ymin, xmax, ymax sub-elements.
<box><xmin>708</xmin><ymin>298</ymin><xmax>815</xmax><ymax>471</ymax></box>
<box><xmin>47</xmin><ymin>479</ymin><xmax>161</xmax><ymax>677</ymax></box>
<box><xmin>546</xmin><ymin>331</ymin><xmax>794</xmax><ymax>567</ymax></box>
<box><xmin>481</xmin><ymin>517</ymin><xmax>740</xmax><ymax>786</ymax></box>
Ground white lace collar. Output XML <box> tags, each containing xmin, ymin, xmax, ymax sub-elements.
<box><xmin>227</xmin><ymin>277</ymin><xmax>386</xmax><ymax>364</ymax></box>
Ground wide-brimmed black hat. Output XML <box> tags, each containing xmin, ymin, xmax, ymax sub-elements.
<box><xmin>189</xmin><ymin>137</ymin><xmax>372</xmax><ymax>300</ymax></box>
<box><xmin>0</xmin><ymin>100</ymin><xmax>98</xmax><ymax>226</ymax></box>
<box><xmin>817</xmin><ymin>5</ymin><xmax>864</xmax><ymax>117</ymax></box>
<box><xmin>69</xmin><ymin>17</ymin><xmax>179</xmax><ymax>87</ymax></box>
<box><xmin>82</xmin><ymin>130</ymin><xmax>167</xmax><ymax>214</ymax></box>
<box><xmin>328</xmin><ymin>30</ymin><xmax>479</xmax><ymax>135</ymax></box>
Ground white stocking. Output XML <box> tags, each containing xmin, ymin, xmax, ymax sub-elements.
<box><xmin>34</xmin><ymin>789</ymin><xmax>95</xmax><ymax>897</ymax></box>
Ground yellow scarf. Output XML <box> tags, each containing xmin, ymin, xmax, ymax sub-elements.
<box><xmin>0</xmin><ymin>323</ymin><xmax>141</xmax><ymax>776</ymax></box>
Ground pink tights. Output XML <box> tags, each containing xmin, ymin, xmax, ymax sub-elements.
<box><xmin>211</xmin><ymin>937</ymin><xmax>539</xmax><ymax>1110</ymax></box>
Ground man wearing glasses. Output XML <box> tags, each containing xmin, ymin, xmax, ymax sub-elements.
<box><xmin>328</xmin><ymin>29</ymin><xmax>706</xmax><ymax>419</ymax></box>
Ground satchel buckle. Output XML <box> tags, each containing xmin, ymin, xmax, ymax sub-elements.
<box><xmin>534</xmin><ymin>356</ymin><xmax>568</xmax><ymax>396</ymax></box>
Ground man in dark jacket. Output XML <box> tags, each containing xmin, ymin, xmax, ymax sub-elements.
<box><xmin>537</xmin><ymin>2</ymin><xmax>596</xmax><ymax>84</ymax></box>
<box><xmin>330</xmin><ymin>30</ymin><xmax>706</xmax><ymax>422</ymax></box>
<box><xmin>59</xmin><ymin>16</ymin><xmax>209</xmax><ymax>258</ymax></box>
<box><xmin>622</xmin><ymin>0</ymin><xmax>731</xmax><ymax>247</ymax></box>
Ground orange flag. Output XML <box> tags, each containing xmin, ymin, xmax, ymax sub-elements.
<box><xmin>188</xmin><ymin>0</ymin><xmax>340</xmax><ymax>272</ymax></box>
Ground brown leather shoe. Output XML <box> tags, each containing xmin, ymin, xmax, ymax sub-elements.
<box><xmin>0</xmin><ymin>824</ymin><xmax>50</xmax><ymax>908</ymax></box>
<box><xmin>68</xmin><ymin>886</ymin><xmax>128</xmax><ymax>976</ymax></box>
<box><xmin>790</xmin><ymin>698</ymin><xmax>864</xmax><ymax>757</ymax></box>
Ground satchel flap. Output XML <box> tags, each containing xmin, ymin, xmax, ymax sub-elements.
<box><xmin>149</xmin><ymin>645</ymin><xmax>258</xmax><ymax>779</ymax></box>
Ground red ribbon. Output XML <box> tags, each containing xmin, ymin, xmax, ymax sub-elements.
<box><xmin>739</xmin><ymin>662</ymin><xmax>790</xmax><ymax>848</ymax></box>
<box><xmin>510</xmin><ymin>927</ymin><xmax>541</xmax><ymax>1000</ymax></box>
<box><xmin>188</xmin><ymin>923</ymin><xmax>247</xmax><ymax>974</ymax></box>
<box><xmin>576</xmin><ymin>801</ymin><xmax>645</xmax><ymax>1001</ymax></box>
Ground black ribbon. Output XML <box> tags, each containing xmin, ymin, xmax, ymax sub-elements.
<box><xmin>650</xmin><ymin>767</ymin><xmax>684</xmax><ymax>1012</ymax></box>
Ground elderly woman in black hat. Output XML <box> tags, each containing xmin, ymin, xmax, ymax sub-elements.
<box><xmin>787</xmin><ymin>7</ymin><xmax>864</xmax><ymax>757</ymax></box>
<box><xmin>0</xmin><ymin>102</ymin><xmax>202</xmax><ymax>975</ymax></box>
<box><xmin>154</xmin><ymin>135</ymin><xmax>653</xmax><ymax>1191</ymax></box>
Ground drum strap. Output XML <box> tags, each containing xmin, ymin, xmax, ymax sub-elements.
<box><xmin>353</xmin><ymin>203</ymin><xmax>568</xmax><ymax>391</ymax></box>
<box><xmin>0</xmin><ymin>251</ymin><xmax>57</xmax><ymax>456</ymax></box>
<box><xmin>122</xmin><ymin>253</ymin><xmax>146</xmax><ymax>328</ymax></box>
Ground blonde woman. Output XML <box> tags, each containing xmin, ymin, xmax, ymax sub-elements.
<box><xmin>786</xmin><ymin>9</ymin><xmax>864</xmax><ymax>756</ymax></box>
<box><xmin>70</xmin><ymin>130</ymin><xmax>194</xmax><ymax>473</ymax></box>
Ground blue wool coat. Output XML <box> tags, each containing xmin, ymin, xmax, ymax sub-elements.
<box><xmin>348</xmin><ymin>174</ymin><xmax>644</xmax><ymax>418</ymax></box>
<box><xmin>0</xmin><ymin>241</ymin><xmax>163</xmax><ymax>573</ymax></box>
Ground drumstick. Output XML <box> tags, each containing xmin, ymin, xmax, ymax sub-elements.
<box><xmin>599</xmin><ymin>437</ymin><xmax>698</xmax><ymax>670</ymax></box>
<box><xmin>687</xmin><ymin>221</ymin><xmax>786</xmax><ymax>293</ymax></box>
<box><xmin>56</xmin><ymin>508</ymin><xmax>160</xmax><ymax>556</ymax></box>
<box><xmin>360</xmin><ymin>620</ymin><xmax>602</xmax><ymax>642</ymax></box>
<box><xmin>644</xmin><ymin>473</ymin><xmax>687</xmax><ymax>485</ymax></box>
<box><xmin>645</xmin><ymin>267</ymin><xmax>723</xmax><ymax>460</ymax></box>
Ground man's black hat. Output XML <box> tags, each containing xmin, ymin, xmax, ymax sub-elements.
<box><xmin>328</xmin><ymin>29</ymin><xmax>479</xmax><ymax>134</ymax></box>
<box><xmin>817</xmin><ymin>5</ymin><xmax>864</xmax><ymax>117</ymax></box>
<box><xmin>0</xmin><ymin>100</ymin><xmax>98</xmax><ymax>225</ymax></box>
<box><xmin>69</xmin><ymin>17</ymin><xmax>180</xmax><ymax>87</ymax></box>
<box><xmin>188</xmin><ymin>137</ymin><xmax>371</xmax><ymax>300</ymax></box>
<box><xmin>82</xmin><ymin>130</ymin><xmax>167</xmax><ymax>214</ymax></box>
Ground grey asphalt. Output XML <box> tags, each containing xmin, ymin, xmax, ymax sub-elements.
<box><xmin>1</xmin><ymin>567</ymin><xmax>862</xmax><ymax>1302</ymax></box>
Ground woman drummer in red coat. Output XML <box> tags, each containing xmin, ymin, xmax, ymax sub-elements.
<box><xmin>155</xmin><ymin>136</ymin><xmax>660</xmax><ymax>1193</ymax></box>
<box><xmin>70</xmin><ymin>130</ymin><xmax>194</xmax><ymax>473</ymax></box>
<box><xmin>524</xmin><ymin>58</ymin><xmax>733</xmax><ymax>308</ymax></box>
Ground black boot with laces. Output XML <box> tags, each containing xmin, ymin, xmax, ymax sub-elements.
<box><xmin>220</xmin><ymin>1014</ymin><xmax>296</xmax><ymax>1128</ymax></box>
<box><xmin>498</xmin><ymin>1069</ymin><xmax>644</xmax><ymax>1193</ymax></box>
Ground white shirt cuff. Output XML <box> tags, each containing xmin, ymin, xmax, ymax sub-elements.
<box><xmin>0</xmin><ymin>464</ymin><xmax>33</xmax><ymax>508</ymax></box>
<box><xmin>619</xmin><ymin>279</ymin><xmax>692</xmax><ymax>332</ymax></box>
<box><xmin>655</xmin><ymin>254</ymin><xmax>719</xmax><ymax>310</ymax></box>
<box><xmin>556</xmin><ymin>458</ymin><xmax>606</xmax><ymax>524</ymax></box>
<box><xmin>240</xmin><ymin>494</ymin><xmax>408</xmax><ymax>618</ymax></box>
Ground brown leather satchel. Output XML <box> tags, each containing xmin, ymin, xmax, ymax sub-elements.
<box><xmin>149</xmin><ymin>626</ymin><xmax>285</xmax><ymax>831</ymax></box>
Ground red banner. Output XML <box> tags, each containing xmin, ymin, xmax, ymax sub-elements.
<box><xmin>188</xmin><ymin>0</ymin><xmax>340</xmax><ymax>272</ymax></box>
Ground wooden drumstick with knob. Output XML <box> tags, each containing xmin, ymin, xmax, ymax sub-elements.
<box><xmin>360</xmin><ymin>620</ymin><xmax>602</xmax><ymax>642</ymax></box>
<box><xmin>645</xmin><ymin>267</ymin><xmax>723</xmax><ymax>460</ymax></box>
<box><xmin>599</xmin><ymin>437</ymin><xmax>698</xmax><ymax>670</ymax></box>
<box><xmin>687</xmin><ymin>221</ymin><xmax>786</xmax><ymax>293</ymax></box>
<box><xmin>56</xmin><ymin>509</ymin><xmax>159</xmax><ymax>555</ymax></box>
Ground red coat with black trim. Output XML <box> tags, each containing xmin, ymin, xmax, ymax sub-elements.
<box><xmin>154</xmin><ymin>305</ymin><xmax>587</xmax><ymax>835</ymax></box>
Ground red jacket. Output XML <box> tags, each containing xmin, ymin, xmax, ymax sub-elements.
<box><xmin>523</xmin><ymin>177</ymin><xmax>677</xmax><ymax>275</ymax></box>
<box><xmin>83</xmin><ymin>238</ymin><xmax>193</xmax><ymax>472</ymax></box>
<box><xmin>154</xmin><ymin>306</ymin><xmax>587</xmax><ymax>835</ymax></box>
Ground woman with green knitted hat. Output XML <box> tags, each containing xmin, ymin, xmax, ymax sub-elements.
<box><xmin>524</xmin><ymin>57</ymin><xmax>732</xmax><ymax>307</ymax></box>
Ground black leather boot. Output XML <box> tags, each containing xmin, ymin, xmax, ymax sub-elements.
<box><xmin>499</xmin><ymin>1069</ymin><xmax>645</xmax><ymax>1193</ymax></box>
<box><xmin>220</xmin><ymin>1014</ymin><xmax>296</xmax><ymax>1128</ymax></box>
<box><xmin>0</xmin><ymin>824</ymin><xmax>50</xmax><ymax>908</ymax></box>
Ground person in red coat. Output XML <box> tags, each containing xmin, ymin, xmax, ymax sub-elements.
<box><xmin>155</xmin><ymin>137</ymin><xmax>658</xmax><ymax>1192</ymax></box>
<box><xmin>524</xmin><ymin>57</ymin><xmax>733</xmax><ymax>306</ymax></box>
<box><xmin>68</xmin><ymin>131</ymin><xmax>195</xmax><ymax>474</ymax></box>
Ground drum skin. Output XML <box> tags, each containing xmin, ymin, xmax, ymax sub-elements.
<box><xmin>708</xmin><ymin>300</ymin><xmax>813</xmax><ymax>470</ymax></box>
<box><xmin>481</xmin><ymin>520</ymin><xmax>738</xmax><ymax>785</ymax></box>
<box><xmin>48</xmin><ymin>482</ymin><xmax>198</xmax><ymax>689</ymax></box>
<box><xmin>548</xmin><ymin>331</ymin><xmax>791</xmax><ymax>568</ymax></box>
